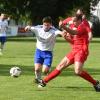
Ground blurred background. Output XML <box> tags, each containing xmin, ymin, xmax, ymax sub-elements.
<box><xmin>0</xmin><ymin>0</ymin><xmax>100</xmax><ymax>37</ymax></box>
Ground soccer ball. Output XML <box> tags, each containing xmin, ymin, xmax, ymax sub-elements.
<box><xmin>10</xmin><ymin>66</ymin><xmax>21</xmax><ymax>77</ymax></box>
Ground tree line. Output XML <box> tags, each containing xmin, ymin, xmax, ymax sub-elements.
<box><xmin>0</xmin><ymin>0</ymin><xmax>99</xmax><ymax>36</ymax></box>
<box><xmin>0</xmin><ymin>0</ymin><xmax>97</xmax><ymax>24</ymax></box>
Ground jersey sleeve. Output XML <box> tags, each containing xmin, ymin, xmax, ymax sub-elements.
<box><xmin>55</xmin><ymin>30</ymin><xmax>62</xmax><ymax>36</ymax></box>
<box><xmin>30</xmin><ymin>26</ymin><xmax>35</xmax><ymax>30</ymax></box>
<box><xmin>50</xmin><ymin>26</ymin><xmax>62</xmax><ymax>36</ymax></box>
<box><xmin>82</xmin><ymin>19</ymin><xmax>91</xmax><ymax>33</ymax></box>
<box><xmin>86</xmin><ymin>26</ymin><xmax>91</xmax><ymax>33</ymax></box>
<box><xmin>30</xmin><ymin>26</ymin><xmax>39</xmax><ymax>36</ymax></box>
<box><xmin>30</xmin><ymin>25</ymin><xmax>42</xmax><ymax>30</ymax></box>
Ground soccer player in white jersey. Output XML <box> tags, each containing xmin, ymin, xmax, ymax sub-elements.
<box><xmin>0</xmin><ymin>13</ymin><xmax>8</xmax><ymax>55</ymax></box>
<box><xmin>25</xmin><ymin>16</ymin><xmax>64</xmax><ymax>83</ymax></box>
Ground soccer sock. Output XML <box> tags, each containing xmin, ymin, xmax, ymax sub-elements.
<box><xmin>35</xmin><ymin>70</ymin><xmax>41</xmax><ymax>80</ymax></box>
<box><xmin>78</xmin><ymin>70</ymin><xmax>97</xmax><ymax>85</ymax></box>
<box><xmin>43</xmin><ymin>69</ymin><xmax>61</xmax><ymax>83</ymax></box>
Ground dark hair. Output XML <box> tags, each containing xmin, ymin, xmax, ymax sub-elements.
<box><xmin>76</xmin><ymin>8</ymin><xmax>85</xmax><ymax>15</ymax></box>
<box><xmin>78</xmin><ymin>8</ymin><xmax>84</xmax><ymax>12</ymax></box>
<box><xmin>42</xmin><ymin>16</ymin><xmax>52</xmax><ymax>24</ymax></box>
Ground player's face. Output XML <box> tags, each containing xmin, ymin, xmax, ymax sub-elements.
<box><xmin>0</xmin><ymin>14</ymin><xmax>6</xmax><ymax>20</ymax></box>
<box><xmin>73</xmin><ymin>17</ymin><xmax>80</xmax><ymax>27</ymax></box>
<box><xmin>43</xmin><ymin>22</ymin><xmax>52</xmax><ymax>32</ymax></box>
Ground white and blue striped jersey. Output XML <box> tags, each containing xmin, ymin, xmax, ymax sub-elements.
<box><xmin>0</xmin><ymin>19</ymin><xmax>8</xmax><ymax>36</ymax></box>
<box><xmin>30</xmin><ymin>25</ymin><xmax>61</xmax><ymax>51</ymax></box>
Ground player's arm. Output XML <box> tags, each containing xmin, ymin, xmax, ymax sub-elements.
<box><xmin>56</xmin><ymin>29</ymin><xmax>74</xmax><ymax>44</ymax></box>
<box><xmin>25</xmin><ymin>25</ymin><xmax>38</xmax><ymax>34</ymax></box>
<box><xmin>25</xmin><ymin>25</ymin><xmax>41</xmax><ymax>32</ymax></box>
<box><xmin>86</xmin><ymin>27</ymin><xmax>93</xmax><ymax>42</ymax></box>
<box><xmin>59</xmin><ymin>21</ymin><xmax>78</xmax><ymax>35</ymax></box>
<box><xmin>25</xmin><ymin>25</ymin><xmax>32</xmax><ymax>31</ymax></box>
<box><xmin>60</xmin><ymin>30</ymin><xmax>73</xmax><ymax>44</ymax></box>
<box><xmin>82</xmin><ymin>19</ymin><xmax>93</xmax><ymax>42</ymax></box>
<box><xmin>88</xmin><ymin>31</ymin><xmax>93</xmax><ymax>42</ymax></box>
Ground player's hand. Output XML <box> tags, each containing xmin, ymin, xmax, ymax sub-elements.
<box><xmin>59</xmin><ymin>20</ymin><xmax>63</xmax><ymax>28</ymax></box>
<box><xmin>24</xmin><ymin>25</ymin><xmax>31</xmax><ymax>31</ymax></box>
<box><xmin>61</xmin><ymin>30</ymin><xmax>67</xmax><ymax>37</ymax></box>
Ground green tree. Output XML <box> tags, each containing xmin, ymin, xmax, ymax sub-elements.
<box><xmin>0</xmin><ymin>0</ymin><xmax>98</xmax><ymax>25</ymax></box>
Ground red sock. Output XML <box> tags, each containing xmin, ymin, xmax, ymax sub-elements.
<box><xmin>43</xmin><ymin>69</ymin><xmax>61</xmax><ymax>83</ymax></box>
<box><xmin>79</xmin><ymin>70</ymin><xmax>97</xmax><ymax>85</ymax></box>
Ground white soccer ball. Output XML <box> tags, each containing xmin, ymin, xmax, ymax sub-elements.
<box><xmin>10</xmin><ymin>66</ymin><xmax>21</xmax><ymax>77</ymax></box>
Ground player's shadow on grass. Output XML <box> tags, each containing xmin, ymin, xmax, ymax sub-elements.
<box><xmin>52</xmin><ymin>67</ymin><xmax>100</xmax><ymax>77</ymax></box>
<box><xmin>50</xmin><ymin>86</ymin><xmax>94</xmax><ymax>91</ymax></box>
<box><xmin>0</xmin><ymin>64</ymin><xmax>33</xmax><ymax>76</ymax></box>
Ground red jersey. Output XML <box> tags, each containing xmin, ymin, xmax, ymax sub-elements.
<box><xmin>63</xmin><ymin>17</ymin><xmax>90</xmax><ymax>51</ymax></box>
<box><xmin>72</xmin><ymin>23</ymin><xmax>89</xmax><ymax>52</ymax></box>
<box><xmin>66</xmin><ymin>19</ymin><xmax>90</xmax><ymax>63</ymax></box>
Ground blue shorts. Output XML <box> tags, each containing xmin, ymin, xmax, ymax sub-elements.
<box><xmin>34</xmin><ymin>49</ymin><xmax>53</xmax><ymax>67</ymax></box>
<box><xmin>0</xmin><ymin>36</ymin><xmax>6</xmax><ymax>44</ymax></box>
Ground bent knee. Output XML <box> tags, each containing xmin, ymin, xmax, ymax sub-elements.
<box><xmin>74</xmin><ymin>70</ymin><xmax>82</xmax><ymax>75</ymax></box>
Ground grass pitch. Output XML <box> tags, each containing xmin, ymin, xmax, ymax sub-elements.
<box><xmin>0</xmin><ymin>37</ymin><xmax>100</xmax><ymax>100</ymax></box>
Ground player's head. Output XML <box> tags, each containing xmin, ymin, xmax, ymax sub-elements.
<box><xmin>76</xmin><ymin>8</ymin><xmax>86</xmax><ymax>19</ymax></box>
<box><xmin>42</xmin><ymin>16</ymin><xmax>52</xmax><ymax>32</ymax></box>
<box><xmin>0</xmin><ymin>13</ymin><xmax>7</xmax><ymax>20</ymax></box>
<box><xmin>73</xmin><ymin>14</ymin><xmax>82</xmax><ymax>27</ymax></box>
<box><xmin>76</xmin><ymin>8</ymin><xmax>84</xmax><ymax>15</ymax></box>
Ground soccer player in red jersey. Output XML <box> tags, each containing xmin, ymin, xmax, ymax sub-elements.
<box><xmin>76</xmin><ymin>8</ymin><xmax>92</xmax><ymax>42</ymax></box>
<box><xmin>38</xmin><ymin>15</ymin><xmax>100</xmax><ymax>92</ymax></box>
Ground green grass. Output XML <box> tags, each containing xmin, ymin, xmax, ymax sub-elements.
<box><xmin>0</xmin><ymin>37</ymin><xmax>100</xmax><ymax>100</ymax></box>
